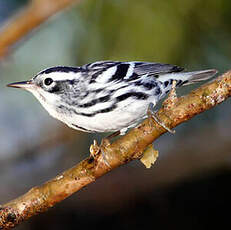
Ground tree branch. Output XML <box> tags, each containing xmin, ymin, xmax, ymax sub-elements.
<box><xmin>0</xmin><ymin>0</ymin><xmax>79</xmax><ymax>59</ymax></box>
<box><xmin>0</xmin><ymin>71</ymin><xmax>230</xmax><ymax>229</ymax></box>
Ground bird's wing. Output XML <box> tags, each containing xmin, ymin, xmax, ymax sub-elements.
<box><xmin>83</xmin><ymin>61</ymin><xmax>184</xmax><ymax>83</ymax></box>
<box><xmin>132</xmin><ymin>62</ymin><xmax>184</xmax><ymax>76</ymax></box>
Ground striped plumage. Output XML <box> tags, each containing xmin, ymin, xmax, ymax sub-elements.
<box><xmin>7</xmin><ymin>61</ymin><xmax>217</xmax><ymax>134</ymax></box>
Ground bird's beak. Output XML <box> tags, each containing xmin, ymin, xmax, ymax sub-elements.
<box><xmin>7</xmin><ymin>80</ymin><xmax>34</xmax><ymax>89</ymax></box>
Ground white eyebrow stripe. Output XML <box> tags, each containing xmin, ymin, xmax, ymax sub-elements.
<box><xmin>40</xmin><ymin>72</ymin><xmax>82</xmax><ymax>81</ymax></box>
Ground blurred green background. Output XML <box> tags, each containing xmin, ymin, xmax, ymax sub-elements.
<box><xmin>0</xmin><ymin>0</ymin><xmax>231</xmax><ymax>229</ymax></box>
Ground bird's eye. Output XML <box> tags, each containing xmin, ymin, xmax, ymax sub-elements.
<box><xmin>44</xmin><ymin>78</ymin><xmax>53</xmax><ymax>86</ymax></box>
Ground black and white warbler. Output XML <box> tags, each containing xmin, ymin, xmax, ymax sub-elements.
<box><xmin>7</xmin><ymin>61</ymin><xmax>217</xmax><ymax>135</ymax></box>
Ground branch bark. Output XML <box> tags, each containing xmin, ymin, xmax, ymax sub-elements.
<box><xmin>0</xmin><ymin>71</ymin><xmax>231</xmax><ymax>229</ymax></box>
<box><xmin>0</xmin><ymin>0</ymin><xmax>79</xmax><ymax>59</ymax></box>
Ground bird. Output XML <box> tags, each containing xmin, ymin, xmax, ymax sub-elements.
<box><xmin>7</xmin><ymin>61</ymin><xmax>217</xmax><ymax>136</ymax></box>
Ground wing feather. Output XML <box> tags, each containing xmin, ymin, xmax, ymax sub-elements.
<box><xmin>133</xmin><ymin>62</ymin><xmax>184</xmax><ymax>76</ymax></box>
<box><xmin>84</xmin><ymin>61</ymin><xmax>184</xmax><ymax>83</ymax></box>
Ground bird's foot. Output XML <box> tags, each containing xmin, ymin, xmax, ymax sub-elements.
<box><xmin>89</xmin><ymin>139</ymin><xmax>101</xmax><ymax>159</ymax></box>
<box><xmin>147</xmin><ymin>108</ymin><xmax>175</xmax><ymax>134</ymax></box>
<box><xmin>89</xmin><ymin>130</ymin><xmax>122</xmax><ymax>166</ymax></box>
<box><xmin>89</xmin><ymin>136</ymin><xmax>116</xmax><ymax>168</ymax></box>
<box><xmin>147</xmin><ymin>80</ymin><xmax>178</xmax><ymax>134</ymax></box>
<box><xmin>89</xmin><ymin>130</ymin><xmax>120</xmax><ymax>159</ymax></box>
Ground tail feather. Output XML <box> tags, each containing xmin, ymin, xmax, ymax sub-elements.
<box><xmin>184</xmin><ymin>69</ymin><xmax>218</xmax><ymax>85</ymax></box>
<box><xmin>157</xmin><ymin>69</ymin><xmax>217</xmax><ymax>86</ymax></box>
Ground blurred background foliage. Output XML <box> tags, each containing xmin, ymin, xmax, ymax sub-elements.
<box><xmin>0</xmin><ymin>0</ymin><xmax>231</xmax><ymax>229</ymax></box>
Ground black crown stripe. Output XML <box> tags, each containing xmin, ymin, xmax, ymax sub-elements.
<box><xmin>40</xmin><ymin>66</ymin><xmax>81</xmax><ymax>75</ymax></box>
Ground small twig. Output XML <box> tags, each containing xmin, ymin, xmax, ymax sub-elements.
<box><xmin>0</xmin><ymin>0</ymin><xmax>79</xmax><ymax>59</ymax></box>
<box><xmin>0</xmin><ymin>71</ymin><xmax>230</xmax><ymax>229</ymax></box>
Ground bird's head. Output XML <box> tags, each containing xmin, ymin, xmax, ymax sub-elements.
<box><xmin>7</xmin><ymin>66</ymin><xmax>82</xmax><ymax>112</ymax></box>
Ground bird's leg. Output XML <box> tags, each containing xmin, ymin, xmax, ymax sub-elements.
<box><xmin>148</xmin><ymin>80</ymin><xmax>178</xmax><ymax>134</ymax></box>
<box><xmin>147</xmin><ymin>105</ymin><xmax>175</xmax><ymax>134</ymax></box>
<box><xmin>89</xmin><ymin>131</ymin><xmax>121</xmax><ymax>167</ymax></box>
<box><xmin>106</xmin><ymin>130</ymin><xmax>121</xmax><ymax>139</ymax></box>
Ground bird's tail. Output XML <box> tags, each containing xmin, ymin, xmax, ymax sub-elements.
<box><xmin>182</xmin><ymin>69</ymin><xmax>218</xmax><ymax>85</ymax></box>
<box><xmin>158</xmin><ymin>69</ymin><xmax>217</xmax><ymax>87</ymax></box>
